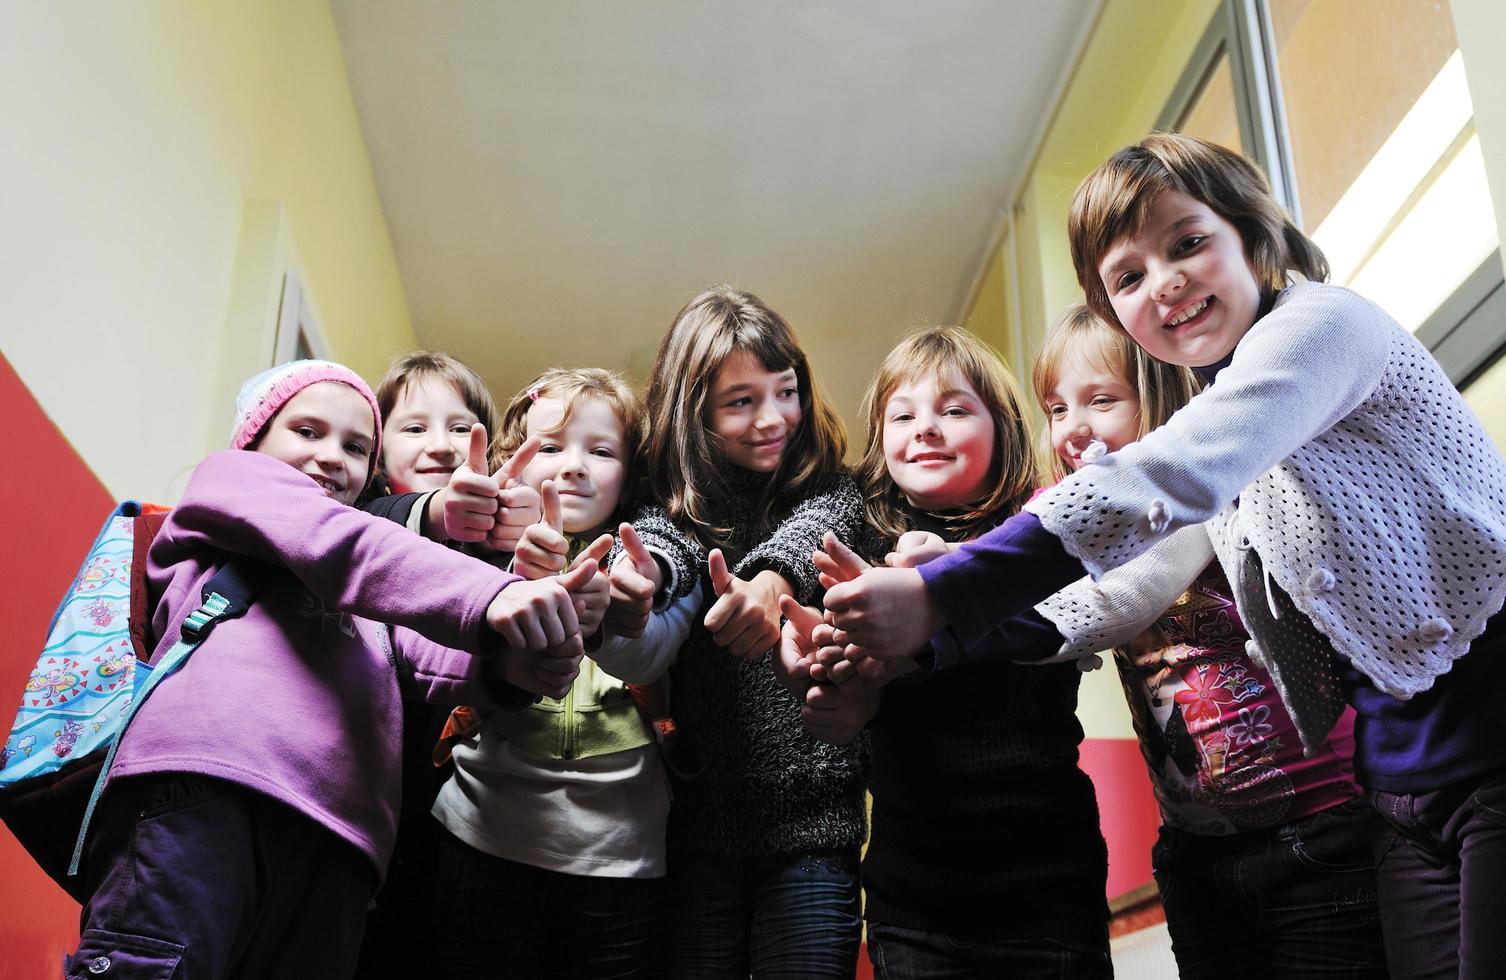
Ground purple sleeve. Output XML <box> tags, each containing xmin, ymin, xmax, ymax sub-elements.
<box><xmin>153</xmin><ymin>450</ymin><xmax>520</xmax><ymax>653</ymax></box>
<box><xmin>917</xmin><ymin>511</ymin><xmax>1084</xmax><ymax>666</ymax></box>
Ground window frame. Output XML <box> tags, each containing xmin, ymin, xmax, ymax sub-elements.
<box><xmin>1157</xmin><ymin>0</ymin><xmax>1505</xmax><ymax>390</ymax></box>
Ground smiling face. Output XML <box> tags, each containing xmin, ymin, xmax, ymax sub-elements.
<box><xmin>253</xmin><ymin>381</ymin><xmax>375</xmax><ymax>505</ymax></box>
<box><xmin>881</xmin><ymin>370</ymin><xmax>996</xmax><ymax>510</ymax></box>
<box><xmin>1097</xmin><ymin>189</ymin><xmax>1262</xmax><ymax>367</ymax></box>
<box><xmin>517</xmin><ymin>395</ymin><xmax>627</xmax><ymax>534</ymax></box>
<box><xmin>381</xmin><ymin>377</ymin><xmax>479</xmax><ymax>493</ymax></box>
<box><xmin>1046</xmin><ymin>345</ymin><xmax>1142</xmax><ymax>471</ymax></box>
<box><xmin>706</xmin><ymin>349</ymin><xmax>802</xmax><ymax>474</ymax></box>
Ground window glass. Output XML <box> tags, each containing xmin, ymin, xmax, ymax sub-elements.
<box><xmin>1269</xmin><ymin>0</ymin><xmax>1499</xmax><ymax>330</ymax></box>
<box><xmin>1177</xmin><ymin>50</ymin><xmax>1242</xmax><ymax>155</ymax></box>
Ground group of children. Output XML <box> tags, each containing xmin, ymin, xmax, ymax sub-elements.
<box><xmin>58</xmin><ymin>131</ymin><xmax>1505</xmax><ymax>980</ymax></box>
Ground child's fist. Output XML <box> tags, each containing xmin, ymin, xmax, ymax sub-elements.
<box><xmin>484</xmin><ymin>576</ymin><xmax>580</xmax><ymax>651</ymax></box>
<box><xmin>513</xmin><ymin>481</ymin><xmax>571</xmax><ymax>579</ymax></box>
<box><xmin>497</xmin><ymin>636</ymin><xmax>584</xmax><ymax>700</ymax></box>
<box><xmin>606</xmin><ymin>524</ymin><xmax>662</xmax><ymax>638</ymax></box>
<box><xmin>562</xmin><ymin>534</ymin><xmax>614</xmax><ymax>636</ymax></box>
<box><xmin>703</xmin><ymin>550</ymin><xmax>786</xmax><ymax>659</ymax></box>
<box><xmin>885</xmin><ymin>530</ymin><xmax>952</xmax><ymax>568</ymax></box>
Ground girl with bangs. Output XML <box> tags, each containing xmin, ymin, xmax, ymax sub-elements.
<box><xmin>1033</xmin><ymin>307</ymin><xmax>1384</xmax><ymax>978</ymax></box>
<box><xmin>821</xmin><ymin>133</ymin><xmax>1506</xmax><ymax>978</ymax></box>
<box><xmin>618</xmin><ymin>285</ymin><xmax>868</xmax><ymax>978</ymax></box>
<box><xmin>790</xmin><ymin>325</ymin><xmax>1111</xmax><ymax>978</ymax></box>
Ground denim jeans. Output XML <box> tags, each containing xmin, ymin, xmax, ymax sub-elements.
<box><xmin>1152</xmin><ymin>798</ymin><xmax>1387</xmax><ymax>979</ymax></box>
<box><xmin>425</xmin><ymin>824</ymin><xmax>664</xmax><ymax>979</ymax></box>
<box><xmin>661</xmin><ymin>846</ymin><xmax>861</xmax><ymax>979</ymax></box>
<box><xmin>866</xmin><ymin>921</ymin><xmax>1110</xmax><ymax>979</ymax></box>
<box><xmin>1370</xmin><ymin>767</ymin><xmax>1506</xmax><ymax>980</ymax></box>
<box><xmin>68</xmin><ymin>773</ymin><xmax>373</xmax><ymax>980</ymax></box>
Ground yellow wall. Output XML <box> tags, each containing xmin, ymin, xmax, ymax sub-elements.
<box><xmin>964</xmin><ymin>0</ymin><xmax>1219</xmax><ymax>738</ymax></box>
<box><xmin>0</xmin><ymin>1</ymin><xmax>412</xmax><ymax>501</ymax></box>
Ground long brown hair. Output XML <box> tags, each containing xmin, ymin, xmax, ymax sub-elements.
<box><xmin>855</xmin><ymin>326</ymin><xmax>1036</xmax><ymax>543</ymax></box>
<box><xmin>639</xmin><ymin>285</ymin><xmax>847</xmax><ymax>548</ymax></box>
<box><xmin>1068</xmin><ymin>132</ymin><xmax>1329</xmax><ymax>328</ymax></box>
<box><xmin>1032</xmin><ymin>304</ymin><xmax>1200</xmax><ymax>484</ymax></box>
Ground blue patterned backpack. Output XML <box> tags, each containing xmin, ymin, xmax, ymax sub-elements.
<box><xmin>0</xmin><ymin>502</ymin><xmax>259</xmax><ymax>899</ymax></box>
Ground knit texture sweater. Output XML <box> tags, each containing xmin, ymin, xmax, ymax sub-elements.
<box><xmin>857</xmin><ymin>510</ymin><xmax>1108</xmax><ymax>944</ymax></box>
<box><xmin>629</xmin><ymin>466</ymin><xmax>869</xmax><ymax>856</ymax></box>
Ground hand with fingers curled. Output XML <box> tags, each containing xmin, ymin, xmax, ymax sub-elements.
<box><xmin>814</xmin><ymin>532</ymin><xmax>947</xmax><ymax>665</ymax></box>
<box><xmin>884</xmin><ymin>529</ymin><xmax>954</xmax><ymax>569</ymax></box>
<box><xmin>441</xmin><ymin>424</ymin><xmax>509</xmax><ymax>544</ymax></box>
<box><xmin>565</xmin><ymin>533</ymin><xmax>615</xmax><ymax>637</ymax></box>
<box><xmin>774</xmin><ymin>595</ymin><xmax>823</xmax><ymax>695</ymax></box>
<box><xmin>496</xmin><ymin>635</ymin><xmax>585</xmax><ymax>701</ymax></box>
<box><xmin>800</xmin><ymin>674</ymin><xmax>882</xmax><ymax>746</ymax></box>
<box><xmin>606</xmin><ymin>523</ymin><xmax>662</xmax><ymax>639</ymax></box>
<box><xmin>513</xmin><ymin>480</ymin><xmax>572</xmax><ymax>579</ymax></box>
<box><xmin>488</xmin><ymin>439</ymin><xmax>544</xmax><ymax>554</ymax></box>
<box><xmin>704</xmin><ymin>550</ymin><xmax>791</xmax><ymax>660</ymax></box>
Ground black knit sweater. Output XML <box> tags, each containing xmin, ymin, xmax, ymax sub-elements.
<box><xmin>628</xmin><ymin>466</ymin><xmax>869</xmax><ymax>857</ymax></box>
<box><xmin>858</xmin><ymin>507</ymin><xmax>1109</xmax><ymax>945</ymax></box>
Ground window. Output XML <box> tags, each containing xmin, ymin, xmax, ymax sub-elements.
<box><xmin>273</xmin><ymin>271</ymin><xmax>327</xmax><ymax>365</ymax></box>
<box><xmin>1161</xmin><ymin>0</ymin><xmax>1504</xmax><ymax>404</ymax></box>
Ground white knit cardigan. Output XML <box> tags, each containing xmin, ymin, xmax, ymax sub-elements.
<box><xmin>1025</xmin><ymin>282</ymin><xmax>1506</xmax><ymax>709</ymax></box>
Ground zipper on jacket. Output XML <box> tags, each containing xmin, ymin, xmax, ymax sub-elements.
<box><xmin>562</xmin><ymin>681</ymin><xmax>577</xmax><ymax>760</ymax></box>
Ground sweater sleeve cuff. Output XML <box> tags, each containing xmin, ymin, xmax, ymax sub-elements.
<box><xmin>917</xmin><ymin>511</ymin><xmax>1084</xmax><ymax>650</ymax></box>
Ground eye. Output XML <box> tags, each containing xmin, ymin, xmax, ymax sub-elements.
<box><xmin>345</xmin><ymin>441</ymin><xmax>369</xmax><ymax>456</ymax></box>
<box><xmin>1091</xmin><ymin>395</ymin><xmax>1117</xmax><ymax>408</ymax></box>
<box><xmin>1174</xmin><ymin>234</ymin><xmax>1207</xmax><ymax>255</ymax></box>
<box><xmin>537</xmin><ymin>443</ymin><xmax>562</xmax><ymax>454</ymax></box>
<box><xmin>1114</xmin><ymin>270</ymin><xmax>1142</xmax><ymax>292</ymax></box>
<box><xmin>295</xmin><ymin>425</ymin><xmax>319</xmax><ymax>439</ymax></box>
<box><xmin>779</xmin><ymin>386</ymin><xmax>799</xmax><ymax>400</ymax></box>
<box><xmin>449</xmin><ymin>424</ymin><xmax>473</xmax><ymax>435</ymax></box>
<box><xmin>888</xmin><ymin>411</ymin><xmax>914</xmax><ymax>423</ymax></box>
<box><xmin>402</xmin><ymin>423</ymin><xmax>426</xmax><ymax>435</ymax></box>
<box><xmin>943</xmin><ymin>406</ymin><xmax>970</xmax><ymax>418</ymax></box>
<box><xmin>1048</xmin><ymin>404</ymin><xmax>1067</xmax><ymax>418</ymax></box>
<box><xmin>726</xmin><ymin>396</ymin><xmax>752</xmax><ymax>409</ymax></box>
<box><xmin>592</xmin><ymin>447</ymin><xmax>618</xmax><ymax>459</ymax></box>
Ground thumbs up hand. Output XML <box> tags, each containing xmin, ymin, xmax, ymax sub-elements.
<box><xmin>487</xmin><ymin>438</ymin><xmax>543</xmax><ymax>553</ymax></box>
<box><xmin>773</xmin><ymin>595</ymin><xmax>823</xmax><ymax>695</ymax></box>
<box><xmin>562</xmin><ymin>532</ymin><xmax>614</xmax><ymax>636</ymax></box>
<box><xmin>513</xmin><ymin>480</ymin><xmax>572</xmax><ymax>579</ymax></box>
<box><xmin>442</xmin><ymin>424</ymin><xmax>505</xmax><ymax>543</ymax></box>
<box><xmin>606</xmin><ymin>524</ymin><xmax>662</xmax><ymax>639</ymax></box>
<box><xmin>703</xmin><ymin>550</ymin><xmax>788</xmax><ymax>659</ymax></box>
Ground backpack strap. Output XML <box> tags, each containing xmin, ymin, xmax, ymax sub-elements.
<box><xmin>67</xmin><ymin>559</ymin><xmax>266</xmax><ymax>880</ymax></box>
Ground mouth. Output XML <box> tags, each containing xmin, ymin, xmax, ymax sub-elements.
<box><xmin>749</xmin><ymin>436</ymin><xmax>785</xmax><ymax>452</ymax></box>
<box><xmin>907</xmin><ymin>452</ymin><xmax>954</xmax><ymax>464</ymax></box>
<box><xmin>308</xmin><ymin>474</ymin><xmax>344</xmax><ymax>496</ymax></box>
<box><xmin>1165</xmin><ymin>296</ymin><xmax>1212</xmax><ymax>329</ymax></box>
<box><xmin>416</xmin><ymin>465</ymin><xmax>457</xmax><ymax>475</ymax></box>
<box><xmin>557</xmin><ymin>489</ymin><xmax>592</xmax><ymax>499</ymax></box>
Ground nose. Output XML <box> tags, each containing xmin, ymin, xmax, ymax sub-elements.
<box><xmin>313</xmin><ymin>439</ymin><xmax>345</xmax><ymax>472</ymax></box>
<box><xmin>913</xmin><ymin>411</ymin><xmax>941</xmax><ymax>440</ymax></box>
<box><xmin>557</xmin><ymin>445</ymin><xmax>588</xmax><ymax>479</ymax></box>
<box><xmin>1063</xmin><ymin>405</ymin><xmax>1093</xmax><ymax>440</ymax></box>
<box><xmin>426</xmin><ymin>428</ymin><xmax>458</xmax><ymax>458</ymax></box>
<box><xmin>754</xmin><ymin>398</ymin><xmax>783</xmax><ymax>431</ymax></box>
<box><xmin>1150</xmin><ymin>260</ymin><xmax>1185</xmax><ymax>303</ymax></box>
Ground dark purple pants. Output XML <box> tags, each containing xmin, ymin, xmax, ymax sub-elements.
<box><xmin>1371</xmin><ymin>768</ymin><xmax>1506</xmax><ymax>980</ymax></box>
<box><xmin>66</xmin><ymin>773</ymin><xmax>374</xmax><ymax>980</ymax></box>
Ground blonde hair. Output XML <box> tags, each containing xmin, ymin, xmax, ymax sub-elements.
<box><xmin>640</xmin><ymin>285</ymin><xmax>847</xmax><ymax>548</ymax></box>
<box><xmin>1068</xmin><ymin>132</ymin><xmax>1329</xmax><ymax>328</ymax></box>
<box><xmin>1032</xmin><ymin>304</ymin><xmax>1200</xmax><ymax>483</ymax></box>
<box><xmin>376</xmin><ymin>350</ymin><xmax>501</xmax><ymax>465</ymax></box>
<box><xmin>855</xmin><ymin>326</ymin><xmax>1036</xmax><ymax>543</ymax></box>
<box><xmin>496</xmin><ymin>367</ymin><xmax>642</xmax><ymax>514</ymax></box>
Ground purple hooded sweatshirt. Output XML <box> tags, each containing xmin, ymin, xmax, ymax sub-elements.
<box><xmin>107</xmin><ymin>450</ymin><xmax>523</xmax><ymax>877</ymax></box>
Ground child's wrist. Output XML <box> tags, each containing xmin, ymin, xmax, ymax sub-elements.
<box><xmin>425</xmin><ymin>488</ymin><xmax>450</xmax><ymax>541</ymax></box>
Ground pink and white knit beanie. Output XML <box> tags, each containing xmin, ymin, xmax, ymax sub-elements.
<box><xmin>230</xmin><ymin>359</ymin><xmax>383</xmax><ymax>460</ymax></box>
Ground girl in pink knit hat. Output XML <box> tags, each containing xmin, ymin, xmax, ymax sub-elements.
<box><xmin>67</xmin><ymin>360</ymin><xmax>606</xmax><ymax>980</ymax></box>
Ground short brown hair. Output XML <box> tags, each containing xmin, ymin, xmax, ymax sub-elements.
<box><xmin>495</xmin><ymin>367</ymin><xmax>641</xmax><ymax>513</ymax></box>
<box><xmin>640</xmin><ymin>285</ymin><xmax>847</xmax><ymax>548</ymax></box>
<box><xmin>1068</xmin><ymin>132</ymin><xmax>1328</xmax><ymax>327</ymax></box>
<box><xmin>855</xmin><ymin>326</ymin><xmax>1036</xmax><ymax>544</ymax></box>
<box><xmin>1031</xmin><ymin>304</ymin><xmax>1199</xmax><ymax>483</ymax></box>
<box><xmin>376</xmin><ymin>350</ymin><xmax>501</xmax><ymax>463</ymax></box>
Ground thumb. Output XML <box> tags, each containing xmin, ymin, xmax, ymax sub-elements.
<box><xmin>822</xmin><ymin>532</ymin><xmax>871</xmax><ymax>582</ymax></box>
<box><xmin>778</xmin><ymin>595</ymin><xmax>823</xmax><ymax>639</ymax></box>
<box><xmin>495</xmin><ymin>435</ymin><xmax>541</xmax><ymax>485</ymax></box>
<box><xmin>619</xmin><ymin>523</ymin><xmax>654</xmax><ymax>574</ymax></box>
<box><xmin>708</xmin><ymin>548</ymin><xmax>734</xmax><ymax>596</ymax></box>
<box><xmin>570</xmin><ymin>533</ymin><xmax>615</xmax><ymax>570</ymax></box>
<box><xmin>558</xmin><ymin>556</ymin><xmax>599</xmax><ymax>593</ymax></box>
<box><xmin>541</xmin><ymin>480</ymin><xmax>563</xmax><ymax>532</ymax></box>
<box><xmin>466</xmin><ymin>423</ymin><xmax>489</xmax><ymax>473</ymax></box>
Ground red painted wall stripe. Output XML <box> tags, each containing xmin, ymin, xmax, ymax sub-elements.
<box><xmin>0</xmin><ymin>352</ymin><xmax>113</xmax><ymax>976</ymax></box>
<box><xmin>1079</xmin><ymin>736</ymin><xmax>1161</xmax><ymax>901</ymax></box>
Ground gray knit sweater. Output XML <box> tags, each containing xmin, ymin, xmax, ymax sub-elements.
<box><xmin>628</xmin><ymin>467</ymin><xmax>869</xmax><ymax>856</ymax></box>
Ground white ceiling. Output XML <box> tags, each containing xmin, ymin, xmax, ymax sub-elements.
<box><xmin>332</xmin><ymin>0</ymin><xmax>1097</xmax><ymax>429</ymax></box>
